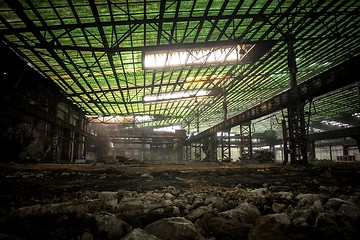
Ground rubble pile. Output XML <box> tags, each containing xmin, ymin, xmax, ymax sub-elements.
<box><xmin>0</xmin><ymin>185</ymin><xmax>359</xmax><ymax>239</ymax></box>
<box><xmin>0</xmin><ymin>163</ymin><xmax>359</xmax><ymax>239</ymax></box>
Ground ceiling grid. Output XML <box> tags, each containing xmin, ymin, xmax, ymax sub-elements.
<box><xmin>0</xmin><ymin>0</ymin><xmax>359</xmax><ymax>132</ymax></box>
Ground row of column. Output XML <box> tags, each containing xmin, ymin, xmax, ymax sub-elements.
<box><xmin>186</xmin><ymin>122</ymin><xmax>253</xmax><ymax>162</ymax></box>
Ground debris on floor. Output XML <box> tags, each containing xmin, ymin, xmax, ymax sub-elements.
<box><xmin>0</xmin><ymin>162</ymin><xmax>359</xmax><ymax>240</ymax></box>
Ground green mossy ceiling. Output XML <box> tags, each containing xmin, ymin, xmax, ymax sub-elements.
<box><xmin>0</xmin><ymin>0</ymin><xmax>360</xmax><ymax>132</ymax></box>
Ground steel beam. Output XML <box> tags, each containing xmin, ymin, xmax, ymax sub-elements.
<box><xmin>1</xmin><ymin>10</ymin><xmax>356</xmax><ymax>36</ymax></box>
<box><xmin>308</xmin><ymin>126</ymin><xmax>360</xmax><ymax>141</ymax></box>
<box><xmin>186</xmin><ymin>54</ymin><xmax>360</xmax><ymax>144</ymax></box>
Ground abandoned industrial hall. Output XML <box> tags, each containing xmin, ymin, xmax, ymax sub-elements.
<box><xmin>1</xmin><ymin>0</ymin><xmax>360</xmax><ymax>239</ymax></box>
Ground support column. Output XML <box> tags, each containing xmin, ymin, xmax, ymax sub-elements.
<box><xmin>194</xmin><ymin>143</ymin><xmax>202</xmax><ymax>161</ymax></box>
<box><xmin>194</xmin><ymin>111</ymin><xmax>202</xmax><ymax>161</ymax></box>
<box><xmin>282</xmin><ymin>119</ymin><xmax>289</xmax><ymax>164</ymax></box>
<box><xmin>175</xmin><ymin>143</ymin><xmax>183</xmax><ymax>162</ymax></box>
<box><xmin>240</xmin><ymin>122</ymin><xmax>252</xmax><ymax>161</ymax></box>
<box><xmin>351</xmin><ymin>135</ymin><xmax>360</xmax><ymax>155</ymax></box>
<box><xmin>343</xmin><ymin>142</ymin><xmax>349</xmax><ymax>156</ymax></box>
<box><xmin>45</xmin><ymin>99</ymin><xmax>59</xmax><ymax>162</ymax></box>
<box><xmin>357</xmin><ymin>82</ymin><xmax>360</xmax><ymax>111</ymax></box>
<box><xmin>69</xmin><ymin>131</ymin><xmax>75</xmax><ymax>162</ymax></box>
<box><xmin>49</xmin><ymin>125</ymin><xmax>59</xmax><ymax>162</ymax></box>
<box><xmin>329</xmin><ymin>144</ymin><xmax>333</xmax><ymax>161</ymax></box>
<box><xmin>185</xmin><ymin>145</ymin><xmax>191</xmax><ymax>161</ymax></box>
<box><xmin>285</xmin><ymin>102</ymin><xmax>309</xmax><ymax>165</ymax></box>
<box><xmin>202</xmin><ymin>134</ymin><xmax>218</xmax><ymax>162</ymax></box>
<box><xmin>175</xmin><ymin>130</ymin><xmax>185</xmax><ymax>162</ymax></box>
<box><xmin>220</xmin><ymin>82</ymin><xmax>231</xmax><ymax>161</ymax></box>
<box><xmin>61</xmin><ymin>129</ymin><xmax>70</xmax><ymax>161</ymax></box>
<box><xmin>308</xmin><ymin>140</ymin><xmax>316</xmax><ymax>162</ymax></box>
<box><xmin>185</xmin><ymin>124</ymin><xmax>191</xmax><ymax>161</ymax></box>
<box><xmin>220</xmin><ymin>131</ymin><xmax>231</xmax><ymax>161</ymax></box>
<box><xmin>283</xmin><ymin>35</ymin><xmax>309</xmax><ymax>165</ymax></box>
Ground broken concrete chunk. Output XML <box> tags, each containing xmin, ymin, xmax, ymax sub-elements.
<box><xmin>144</xmin><ymin>217</ymin><xmax>205</xmax><ymax>240</ymax></box>
<box><xmin>218</xmin><ymin>202</ymin><xmax>261</xmax><ymax>224</ymax></box>
<box><xmin>121</xmin><ymin>228</ymin><xmax>161</xmax><ymax>240</ymax></box>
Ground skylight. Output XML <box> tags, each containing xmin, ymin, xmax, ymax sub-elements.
<box><xmin>352</xmin><ymin>113</ymin><xmax>360</xmax><ymax>119</ymax></box>
<box><xmin>154</xmin><ymin>125</ymin><xmax>182</xmax><ymax>133</ymax></box>
<box><xmin>143</xmin><ymin>90</ymin><xmax>211</xmax><ymax>103</ymax></box>
<box><xmin>321</xmin><ymin>120</ymin><xmax>352</xmax><ymax>128</ymax></box>
<box><xmin>86</xmin><ymin>115</ymin><xmax>154</xmax><ymax>124</ymax></box>
<box><xmin>143</xmin><ymin>44</ymin><xmax>254</xmax><ymax>69</ymax></box>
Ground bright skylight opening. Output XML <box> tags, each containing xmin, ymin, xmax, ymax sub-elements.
<box><xmin>143</xmin><ymin>44</ymin><xmax>254</xmax><ymax>69</ymax></box>
<box><xmin>154</xmin><ymin>125</ymin><xmax>182</xmax><ymax>133</ymax></box>
<box><xmin>321</xmin><ymin>120</ymin><xmax>352</xmax><ymax>128</ymax></box>
<box><xmin>143</xmin><ymin>89</ymin><xmax>211</xmax><ymax>102</ymax></box>
<box><xmin>352</xmin><ymin>113</ymin><xmax>360</xmax><ymax>119</ymax></box>
<box><xmin>185</xmin><ymin>74</ymin><xmax>227</xmax><ymax>82</ymax></box>
<box><xmin>311</xmin><ymin>128</ymin><xmax>324</xmax><ymax>133</ymax></box>
<box><xmin>86</xmin><ymin>115</ymin><xmax>154</xmax><ymax>123</ymax></box>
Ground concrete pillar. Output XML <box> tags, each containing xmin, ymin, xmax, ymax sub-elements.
<box><xmin>202</xmin><ymin>134</ymin><xmax>218</xmax><ymax>162</ymax></box>
<box><xmin>308</xmin><ymin>140</ymin><xmax>316</xmax><ymax>162</ymax></box>
<box><xmin>329</xmin><ymin>145</ymin><xmax>333</xmax><ymax>161</ymax></box>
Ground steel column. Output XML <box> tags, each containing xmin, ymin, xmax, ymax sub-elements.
<box><xmin>283</xmin><ymin>36</ymin><xmax>309</xmax><ymax>165</ymax></box>
<box><xmin>194</xmin><ymin>142</ymin><xmax>202</xmax><ymax>161</ymax></box>
<box><xmin>220</xmin><ymin>131</ymin><xmax>231</xmax><ymax>161</ymax></box>
<box><xmin>281</xmin><ymin>119</ymin><xmax>289</xmax><ymax>164</ymax></box>
<box><xmin>240</xmin><ymin>122</ymin><xmax>252</xmax><ymax>160</ymax></box>
<box><xmin>284</xmin><ymin>102</ymin><xmax>309</xmax><ymax>165</ymax></box>
<box><xmin>194</xmin><ymin>110</ymin><xmax>202</xmax><ymax>161</ymax></box>
<box><xmin>185</xmin><ymin>145</ymin><xmax>191</xmax><ymax>161</ymax></box>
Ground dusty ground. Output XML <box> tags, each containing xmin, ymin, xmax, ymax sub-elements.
<box><xmin>1</xmin><ymin>161</ymin><xmax>360</xmax><ymax>240</ymax></box>
<box><xmin>1</xmin><ymin>161</ymin><xmax>360</xmax><ymax>211</ymax></box>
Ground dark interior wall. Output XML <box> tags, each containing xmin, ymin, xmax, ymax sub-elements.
<box><xmin>0</xmin><ymin>43</ymin><xmax>92</xmax><ymax>162</ymax></box>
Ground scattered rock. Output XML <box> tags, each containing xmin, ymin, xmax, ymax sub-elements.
<box><xmin>337</xmin><ymin>202</ymin><xmax>360</xmax><ymax>220</ymax></box>
<box><xmin>290</xmin><ymin>209</ymin><xmax>313</xmax><ymax>223</ymax></box>
<box><xmin>296</xmin><ymin>194</ymin><xmax>323</xmax><ymax>208</ymax></box>
<box><xmin>324</xmin><ymin>198</ymin><xmax>358</xmax><ymax>210</ymax></box>
<box><xmin>186</xmin><ymin>206</ymin><xmax>212</xmax><ymax>221</ymax></box>
<box><xmin>218</xmin><ymin>202</ymin><xmax>261</xmax><ymax>224</ymax></box>
<box><xmin>248</xmin><ymin>213</ymin><xmax>292</xmax><ymax>240</ymax></box>
<box><xmin>0</xmin><ymin>201</ymin><xmax>109</xmax><ymax>239</ymax></box>
<box><xmin>314</xmin><ymin>212</ymin><xmax>340</xmax><ymax>236</ymax></box>
<box><xmin>95</xmin><ymin>191</ymin><xmax>119</xmax><ymax>208</ymax></box>
<box><xmin>121</xmin><ymin>228</ymin><xmax>161</xmax><ymax>240</ymax></box>
<box><xmin>204</xmin><ymin>195</ymin><xmax>227</xmax><ymax>211</ymax></box>
<box><xmin>311</xmin><ymin>199</ymin><xmax>324</xmax><ymax>214</ymax></box>
<box><xmin>140</xmin><ymin>173</ymin><xmax>153</xmax><ymax>179</ymax></box>
<box><xmin>172</xmin><ymin>206</ymin><xmax>180</xmax><ymax>216</ymax></box>
<box><xmin>1</xmin><ymin>164</ymin><xmax>360</xmax><ymax>240</ymax></box>
<box><xmin>272</xmin><ymin>191</ymin><xmax>293</xmax><ymax>201</ymax></box>
<box><xmin>261</xmin><ymin>213</ymin><xmax>291</xmax><ymax>225</ymax></box>
<box><xmin>144</xmin><ymin>217</ymin><xmax>205</xmax><ymax>240</ymax></box>
<box><xmin>91</xmin><ymin>212</ymin><xmax>131</xmax><ymax>240</ymax></box>
<box><xmin>80</xmin><ymin>232</ymin><xmax>93</xmax><ymax>240</ymax></box>
<box><xmin>250</xmin><ymin>188</ymin><xmax>271</xmax><ymax>197</ymax></box>
<box><xmin>116</xmin><ymin>192</ymin><xmax>174</xmax><ymax>227</ymax></box>
<box><xmin>206</xmin><ymin>216</ymin><xmax>252</xmax><ymax>239</ymax></box>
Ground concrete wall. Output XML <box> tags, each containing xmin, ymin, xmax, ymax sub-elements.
<box><xmin>315</xmin><ymin>145</ymin><xmax>359</xmax><ymax>161</ymax></box>
<box><xmin>273</xmin><ymin>145</ymin><xmax>359</xmax><ymax>163</ymax></box>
